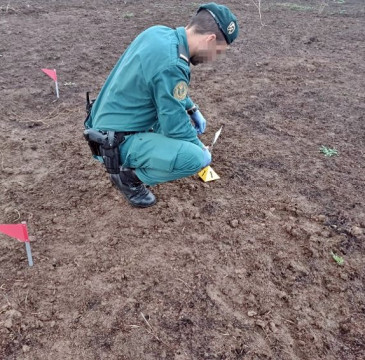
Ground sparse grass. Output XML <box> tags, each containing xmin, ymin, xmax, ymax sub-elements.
<box><xmin>0</xmin><ymin>3</ymin><xmax>16</xmax><ymax>12</ymax></box>
<box><xmin>331</xmin><ymin>251</ymin><xmax>344</xmax><ymax>265</ymax></box>
<box><xmin>123</xmin><ymin>12</ymin><xmax>134</xmax><ymax>19</ymax></box>
<box><xmin>276</xmin><ymin>2</ymin><xmax>314</xmax><ymax>11</ymax></box>
<box><xmin>277</xmin><ymin>1</ymin><xmax>347</xmax><ymax>14</ymax></box>
<box><xmin>320</xmin><ymin>145</ymin><xmax>338</xmax><ymax>157</ymax></box>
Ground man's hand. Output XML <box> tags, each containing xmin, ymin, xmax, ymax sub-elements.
<box><xmin>190</xmin><ymin>110</ymin><xmax>206</xmax><ymax>135</ymax></box>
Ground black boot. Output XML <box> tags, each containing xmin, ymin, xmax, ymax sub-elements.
<box><xmin>110</xmin><ymin>168</ymin><xmax>156</xmax><ymax>208</ymax></box>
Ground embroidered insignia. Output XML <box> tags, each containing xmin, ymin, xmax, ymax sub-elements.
<box><xmin>173</xmin><ymin>81</ymin><xmax>188</xmax><ymax>101</ymax></box>
<box><xmin>227</xmin><ymin>21</ymin><xmax>236</xmax><ymax>35</ymax></box>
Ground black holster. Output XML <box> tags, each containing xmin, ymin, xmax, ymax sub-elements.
<box><xmin>84</xmin><ymin>129</ymin><xmax>126</xmax><ymax>174</ymax></box>
<box><xmin>83</xmin><ymin>91</ymin><xmax>137</xmax><ymax>174</ymax></box>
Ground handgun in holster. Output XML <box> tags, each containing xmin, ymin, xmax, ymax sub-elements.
<box><xmin>83</xmin><ymin>91</ymin><xmax>121</xmax><ymax>174</ymax></box>
<box><xmin>83</xmin><ymin>129</ymin><xmax>125</xmax><ymax>174</ymax></box>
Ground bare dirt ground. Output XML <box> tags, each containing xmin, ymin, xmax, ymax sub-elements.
<box><xmin>1</xmin><ymin>0</ymin><xmax>364</xmax><ymax>359</ymax></box>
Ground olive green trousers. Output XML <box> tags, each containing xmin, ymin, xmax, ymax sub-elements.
<box><xmin>119</xmin><ymin>132</ymin><xmax>205</xmax><ymax>186</ymax></box>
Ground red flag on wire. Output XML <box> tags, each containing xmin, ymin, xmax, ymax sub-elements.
<box><xmin>41</xmin><ymin>68</ymin><xmax>57</xmax><ymax>82</ymax></box>
<box><xmin>41</xmin><ymin>68</ymin><xmax>59</xmax><ymax>98</ymax></box>
<box><xmin>0</xmin><ymin>223</ymin><xmax>29</xmax><ymax>243</ymax></box>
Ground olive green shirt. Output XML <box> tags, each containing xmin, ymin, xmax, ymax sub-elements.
<box><xmin>89</xmin><ymin>26</ymin><xmax>203</xmax><ymax>148</ymax></box>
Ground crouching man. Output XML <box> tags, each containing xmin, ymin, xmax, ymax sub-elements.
<box><xmin>84</xmin><ymin>2</ymin><xmax>239</xmax><ymax>207</ymax></box>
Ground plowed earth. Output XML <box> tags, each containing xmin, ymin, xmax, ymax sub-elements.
<box><xmin>0</xmin><ymin>1</ymin><xmax>364</xmax><ymax>359</ymax></box>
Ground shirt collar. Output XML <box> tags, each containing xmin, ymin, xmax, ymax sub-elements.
<box><xmin>176</xmin><ymin>27</ymin><xmax>190</xmax><ymax>60</ymax></box>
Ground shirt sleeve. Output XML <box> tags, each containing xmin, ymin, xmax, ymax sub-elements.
<box><xmin>185</xmin><ymin>96</ymin><xmax>195</xmax><ymax>111</ymax></box>
<box><xmin>150</xmin><ymin>65</ymin><xmax>204</xmax><ymax>148</ymax></box>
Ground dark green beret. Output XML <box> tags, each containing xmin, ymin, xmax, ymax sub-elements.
<box><xmin>198</xmin><ymin>2</ymin><xmax>239</xmax><ymax>44</ymax></box>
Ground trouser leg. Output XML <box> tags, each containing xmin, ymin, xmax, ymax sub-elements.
<box><xmin>120</xmin><ymin>133</ymin><xmax>205</xmax><ymax>186</ymax></box>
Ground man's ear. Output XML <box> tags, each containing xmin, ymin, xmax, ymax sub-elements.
<box><xmin>206</xmin><ymin>33</ymin><xmax>216</xmax><ymax>43</ymax></box>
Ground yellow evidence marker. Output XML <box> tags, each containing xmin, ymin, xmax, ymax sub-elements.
<box><xmin>198</xmin><ymin>166</ymin><xmax>220</xmax><ymax>182</ymax></box>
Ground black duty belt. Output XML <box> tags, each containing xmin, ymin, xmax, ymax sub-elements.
<box><xmin>83</xmin><ymin>91</ymin><xmax>138</xmax><ymax>174</ymax></box>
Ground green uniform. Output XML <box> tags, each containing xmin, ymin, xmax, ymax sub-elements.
<box><xmin>88</xmin><ymin>26</ymin><xmax>206</xmax><ymax>186</ymax></box>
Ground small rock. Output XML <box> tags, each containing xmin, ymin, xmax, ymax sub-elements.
<box><xmin>22</xmin><ymin>345</ymin><xmax>30</xmax><ymax>353</ymax></box>
<box><xmin>247</xmin><ymin>310</ymin><xmax>257</xmax><ymax>317</ymax></box>
<box><xmin>247</xmin><ymin>294</ymin><xmax>256</xmax><ymax>303</ymax></box>
<box><xmin>309</xmin><ymin>234</ymin><xmax>320</xmax><ymax>243</ymax></box>
<box><xmin>278</xmin><ymin>291</ymin><xmax>288</xmax><ymax>300</ymax></box>
<box><xmin>34</xmin><ymin>320</ymin><xmax>44</xmax><ymax>329</ymax></box>
<box><xmin>284</xmin><ymin>224</ymin><xmax>292</xmax><ymax>234</ymax></box>
<box><xmin>1</xmin><ymin>304</ymin><xmax>10</xmax><ymax>311</ymax></box>
<box><xmin>320</xmin><ymin>230</ymin><xmax>331</xmax><ymax>238</ymax></box>
<box><xmin>109</xmin><ymin>238</ymin><xmax>119</xmax><ymax>246</ymax></box>
<box><xmin>350</xmin><ymin>226</ymin><xmax>363</xmax><ymax>237</ymax></box>
<box><xmin>72</xmin><ymin>311</ymin><xmax>80</xmax><ymax>321</ymax></box>
<box><xmin>317</xmin><ymin>215</ymin><xmax>326</xmax><ymax>223</ymax></box>
<box><xmin>269</xmin><ymin>321</ymin><xmax>278</xmax><ymax>333</ymax></box>
<box><xmin>275</xmin><ymin>251</ymin><xmax>286</xmax><ymax>260</ymax></box>
<box><xmin>304</xmin><ymin>36</ymin><xmax>318</xmax><ymax>45</ymax></box>
<box><xmin>3</xmin><ymin>168</ymin><xmax>14</xmax><ymax>175</ymax></box>
<box><xmin>5</xmin><ymin>310</ymin><xmax>22</xmax><ymax>319</ymax></box>
<box><xmin>4</xmin><ymin>207</ymin><xmax>14</xmax><ymax>214</ymax></box>
<box><xmin>3</xmin><ymin>318</ymin><xmax>13</xmax><ymax>329</ymax></box>
<box><xmin>230</xmin><ymin>219</ymin><xmax>239</xmax><ymax>228</ymax></box>
<box><xmin>339</xmin><ymin>272</ymin><xmax>347</xmax><ymax>281</ymax></box>
<box><xmin>38</xmin><ymin>311</ymin><xmax>52</xmax><ymax>321</ymax></box>
<box><xmin>28</xmin><ymin>235</ymin><xmax>37</xmax><ymax>242</ymax></box>
<box><xmin>339</xmin><ymin>321</ymin><xmax>351</xmax><ymax>333</ymax></box>
<box><xmin>256</xmin><ymin>319</ymin><xmax>266</xmax><ymax>328</ymax></box>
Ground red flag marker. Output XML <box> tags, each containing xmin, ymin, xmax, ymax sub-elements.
<box><xmin>41</xmin><ymin>68</ymin><xmax>57</xmax><ymax>82</ymax></box>
<box><xmin>41</xmin><ymin>68</ymin><xmax>59</xmax><ymax>98</ymax></box>
<box><xmin>0</xmin><ymin>223</ymin><xmax>29</xmax><ymax>242</ymax></box>
<box><xmin>0</xmin><ymin>222</ymin><xmax>33</xmax><ymax>266</ymax></box>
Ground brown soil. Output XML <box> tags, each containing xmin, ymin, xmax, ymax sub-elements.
<box><xmin>1</xmin><ymin>1</ymin><xmax>364</xmax><ymax>359</ymax></box>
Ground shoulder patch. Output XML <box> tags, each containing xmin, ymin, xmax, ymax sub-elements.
<box><xmin>173</xmin><ymin>81</ymin><xmax>188</xmax><ymax>101</ymax></box>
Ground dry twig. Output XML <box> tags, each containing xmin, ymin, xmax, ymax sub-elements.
<box><xmin>18</xmin><ymin>107</ymin><xmax>81</xmax><ymax>128</ymax></box>
<box><xmin>13</xmin><ymin>209</ymin><xmax>21</xmax><ymax>222</ymax></box>
<box><xmin>177</xmin><ymin>278</ymin><xmax>192</xmax><ymax>290</ymax></box>
<box><xmin>0</xmin><ymin>150</ymin><xmax>4</xmax><ymax>170</ymax></box>
<box><xmin>251</xmin><ymin>0</ymin><xmax>265</xmax><ymax>26</ymax></box>
<box><xmin>5</xmin><ymin>3</ymin><xmax>16</xmax><ymax>13</ymax></box>
<box><xmin>140</xmin><ymin>312</ymin><xmax>169</xmax><ymax>347</ymax></box>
